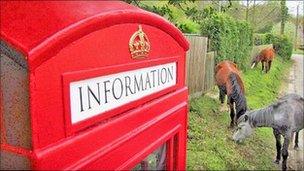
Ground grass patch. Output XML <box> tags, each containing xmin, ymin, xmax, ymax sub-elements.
<box><xmin>244</xmin><ymin>57</ymin><xmax>293</xmax><ymax>108</ymax></box>
<box><xmin>187</xmin><ymin>56</ymin><xmax>292</xmax><ymax>170</ymax></box>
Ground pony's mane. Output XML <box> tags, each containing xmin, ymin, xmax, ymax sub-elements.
<box><xmin>246</xmin><ymin>99</ymin><xmax>286</xmax><ymax>127</ymax></box>
<box><xmin>248</xmin><ymin>106</ymin><xmax>274</xmax><ymax>127</ymax></box>
<box><xmin>243</xmin><ymin>94</ymin><xmax>303</xmax><ymax>127</ymax></box>
<box><xmin>236</xmin><ymin>103</ymin><xmax>278</xmax><ymax>126</ymax></box>
<box><xmin>228</xmin><ymin>73</ymin><xmax>247</xmax><ymax>119</ymax></box>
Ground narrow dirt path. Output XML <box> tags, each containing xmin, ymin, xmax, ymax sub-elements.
<box><xmin>284</xmin><ymin>54</ymin><xmax>304</xmax><ymax>171</ymax></box>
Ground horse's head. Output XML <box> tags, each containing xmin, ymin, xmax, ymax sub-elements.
<box><xmin>250</xmin><ymin>55</ymin><xmax>260</xmax><ymax>69</ymax></box>
<box><xmin>232</xmin><ymin>112</ymin><xmax>254</xmax><ymax>143</ymax></box>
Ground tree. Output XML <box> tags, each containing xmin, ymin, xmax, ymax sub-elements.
<box><xmin>123</xmin><ymin>0</ymin><xmax>194</xmax><ymax>23</ymax></box>
<box><xmin>124</xmin><ymin>0</ymin><xmax>207</xmax><ymax>33</ymax></box>
<box><xmin>226</xmin><ymin>1</ymin><xmax>282</xmax><ymax>33</ymax></box>
<box><xmin>245</xmin><ymin>0</ymin><xmax>249</xmax><ymax>21</ymax></box>
<box><xmin>280</xmin><ymin>0</ymin><xmax>288</xmax><ymax>35</ymax></box>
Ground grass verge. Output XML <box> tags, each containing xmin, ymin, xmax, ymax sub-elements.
<box><xmin>187</xmin><ymin>56</ymin><xmax>293</xmax><ymax>170</ymax></box>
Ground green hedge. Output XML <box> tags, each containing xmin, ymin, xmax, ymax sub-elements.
<box><xmin>177</xmin><ymin>19</ymin><xmax>200</xmax><ymax>34</ymax></box>
<box><xmin>200</xmin><ymin>13</ymin><xmax>253</xmax><ymax>70</ymax></box>
<box><xmin>254</xmin><ymin>33</ymin><xmax>293</xmax><ymax>60</ymax></box>
<box><xmin>253</xmin><ymin>34</ymin><xmax>268</xmax><ymax>46</ymax></box>
<box><xmin>267</xmin><ymin>34</ymin><xmax>293</xmax><ymax>60</ymax></box>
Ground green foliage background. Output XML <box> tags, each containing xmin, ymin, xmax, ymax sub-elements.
<box><xmin>125</xmin><ymin>0</ymin><xmax>295</xmax><ymax>69</ymax></box>
<box><xmin>253</xmin><ymin>33</ymin><xmax>293</xmax><ymax>60</ymax></box>
<box><xmin>201</xmin><ymin>13</ymin><xmax>253</xmax><ymax>70</ymax></box>
<box><xmin>267</xmin><ymin>34</ymin><xmax>293</xmax><ymax>60</ymax></box>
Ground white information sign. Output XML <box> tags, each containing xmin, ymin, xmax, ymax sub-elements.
<box><xmin>70</xmin><ymin>62</ymin><xmax>177</xmax><ymax>124</ymax></box>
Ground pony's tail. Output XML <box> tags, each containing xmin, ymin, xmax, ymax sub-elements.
<box><xmin>228</xmin><ymin>73</ymin><xmax>247</xmax><ymax>119</ymax></box>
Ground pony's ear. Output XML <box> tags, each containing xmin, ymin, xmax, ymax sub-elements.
<box><xmin>273</xmin><ymin>100</ymin><xmax>285</xmax><ymax>109</ymax></box>
<box><xmin>233</xmin><ymin>63</ymin><xmax>237</xmax><ymax>68</ymax></box>
<box><xmin>244</xmin><ymin>115</ymin><xmax>249</xmax><ymax>121</ymax></box>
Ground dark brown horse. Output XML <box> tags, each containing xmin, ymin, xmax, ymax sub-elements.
<box><xmin>251</xmin><ymin>47</ymin><xmax>275</xmax><ymax>73</ymax></box>
<box><xmin>215</xmin><ymin>61</ymin><xmax>247</xmax><ymax>127</ymax></box>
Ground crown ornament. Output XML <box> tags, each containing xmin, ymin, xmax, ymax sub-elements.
<box><xmin>129</xmin><ymin>25</ymin><xmax>150</xmax><ymax>59</ymax></box>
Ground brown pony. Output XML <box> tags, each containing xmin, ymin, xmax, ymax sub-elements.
<box><xmin>251</xmin><ymin>47</ymin><xmax>275</xmax><ymax>73</ymax></box>
<box><xmin>215</xmin><ymin>61</ymin><xmax>248</xmax><ymax>127</ymax></box>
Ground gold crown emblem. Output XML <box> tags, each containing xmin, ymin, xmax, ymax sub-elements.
<box><xmin>129</xmin><ymin>25</ymin><xmax>150</xmax><ymax>59</ymax></box>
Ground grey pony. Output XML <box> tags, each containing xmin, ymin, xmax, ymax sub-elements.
<box><xmin>232</xmin><ymin>94</ymin><xmax>304</xmax><ymax>171</ymax></box>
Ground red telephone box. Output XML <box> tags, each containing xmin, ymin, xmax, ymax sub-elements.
<box><xmin>0</xmin><ymin>1</ymin><xmax>189</xmax><ymax>170</ymax></box>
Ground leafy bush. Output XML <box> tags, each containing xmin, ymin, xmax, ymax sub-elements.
<box><xmin>125</xmin><ymin>0</ymin><xmax>201</xmax><ymax>34</ymax></box>
<box><xmin>253</xmin><ymin>33</ymin><xmax>292</xmax><ymax>60</ymax></box>
<box><xmin>237</xmin><ymin>21</ymin><xmax>253</xmax><ymax>69</ymax></box>
<box><xmin>265</xmin><ymin>33</ymin><xmax>293</xmax><ymax>60</ymax></box>
<box><xmin>256</xmin><ymin>23</ymin><xmax>274</xmax><ymax>34</ymax></box>
<box><xmin>176</xmin><ymin>19</ymin><xmax>200</xmax><ymax>34</ymax></box>
<box><xmin>253</xmin><ymin>34</ymin><xmax>268</xmax><ymax>46</ymax></box>
<box><xmin>272</xmin><ymin>21</ymin><xmax>295</xmax><ymax>41</ymax></box>
<box><xmin>200</xmin><ymin>13</ymin><xmax>253</xmax><ymax>70</ymax></box>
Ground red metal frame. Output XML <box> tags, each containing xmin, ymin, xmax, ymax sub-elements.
<box><xmin>1</xmin><ymin>1</ymin><xmax>189</xmax><ymax>170</ymax></box>
<box><xmin>32</xmin><ymin>88</ymin><xmax>188</xmax><ymax>170</ymax></box>
<box><xmin>0</xmin><ymin>1</ymin><xmax>189</xmax><ymax>71</ymax></box>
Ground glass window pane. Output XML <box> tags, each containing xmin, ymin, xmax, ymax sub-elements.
<box><xmin>133</xmin><ymin>144</ymin><xmax>166</xmax><ymax>170</ymax></box>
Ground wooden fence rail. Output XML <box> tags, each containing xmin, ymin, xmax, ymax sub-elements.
<box><xmin>185</xmin><ymin>35</ymin><xmax>215</xmax><ymax>98</ymax></box>
<box><xmin>204</xmin><ymin>52</ymin><xmax>215</xmax><ymax>92</ymax></box>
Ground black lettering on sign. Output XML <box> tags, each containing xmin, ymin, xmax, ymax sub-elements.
<box><xmin>78</xmin><ymin>87</ymin><xmax>84</xmax><ymax>112</ymax></box>
<box><xmin>125</xmin><ymin>76</ymin><xmax>134</xmax><ymax>96</ymax></box>
<box><xmin>150</xmin><ymin>69</ymin><xmax>157</xmax><ymax>87</ymax></box>
<box><xmin>70</xmin><ymin>62</ymin><xmax>177</xmax><ymax>124</ymax></box>
<box><xmin>167</xmin><ymin>66</ymin><xmax>174</xmax><ymax>82</ymax></box>
<box><xmin>145</xmin><ymin>72</ymin><xmax>152</xmax><ymax>90</ymax></box>
<box><xmin>161</xmin><ymin>68</ymin><xmax>167</xmax><ymax>84</ymax></box>
<box><xmin>134</xmin><ymin>74</ymin><xmax>144</xmax><ymax>93</ymax></box>
<box><xmin>104</xmin><ymin>80</ymin><xmax>111</xmax><ymax>104</ymax></box>
<box><xmin>112</xmin><ymin>78</ymin><xmax>123</xmax><ymax>100</ymax></box>
<box><xmin>158</xmin><ymin>68</ymin><xmax>161</xmax><ymax>86</ymax></box>
<box><xmin>87</xmin><ymin>83</ymin><xmax>101</xmax><ymax>110</ymax></box>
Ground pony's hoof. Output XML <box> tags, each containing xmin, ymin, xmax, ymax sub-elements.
<box><xmin>273</xmin><ymin>159</ymin><xmax>280</xmax><ymax>164</ymax></box>
<box><xmin>294</xmin><ymin>145</ymin><xmax>299</xmax><ymax>150</ymax></box>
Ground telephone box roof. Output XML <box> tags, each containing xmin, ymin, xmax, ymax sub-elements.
<box><xmin>1</xmin><ymin>1</ymin><xmax>189</xmax><ymax>69</ymax></box>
